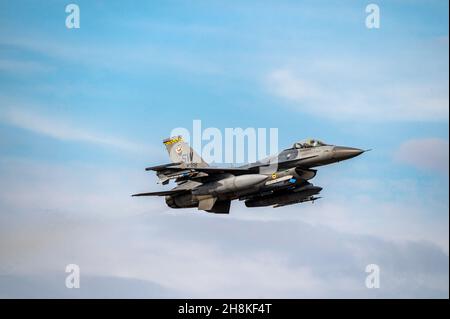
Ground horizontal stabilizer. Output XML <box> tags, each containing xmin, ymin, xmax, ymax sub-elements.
<box><xmin>145</xmin><ymin>162</ymin><xmax>182</xmax><ymax>171</ymax></box>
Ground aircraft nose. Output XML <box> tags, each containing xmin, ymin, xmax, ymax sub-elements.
<box><xmin>333</xmin><ymin>146</ymin><xmax>364</xmax><ymax>161</ymax></box>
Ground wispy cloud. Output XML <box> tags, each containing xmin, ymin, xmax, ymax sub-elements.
<box><xmin>0</xmin><ymin>107</ymin><xmax>145</xmax><ymax>152</ymax></box>
<box><xmin>0</xmin><ymin>34</ymin><xmax>222</xmax><ymax>75</ymax></box>
<box><xmin>266</xmin><ymin>67</ymin><xmax>449</xmax><ymax>122</ymax></box>
<box><xmin>0</xmin><ymin>159</ymin><xmax>448</xmax><ymax>298</ymax></box>
<box><xmin>0</xmin><ymin>58</ymin><xmax>52</xmax><ymax>74</ymax></box>
<box><xmin>395</xmin><ymin>138</ymin><xmax>449</xmax><ymax>173</ymax></box>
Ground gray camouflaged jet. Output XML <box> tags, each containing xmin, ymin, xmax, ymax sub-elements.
<box><xmin>132</xmin><ymin>136</ymin><xmax>368</xmax><ymax>214</ymax></box>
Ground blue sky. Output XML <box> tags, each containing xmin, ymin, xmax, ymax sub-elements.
<box><xmin>0</xmin><ymin>0</ymin><xmax>448</xmax><ymax>298</ymax></box>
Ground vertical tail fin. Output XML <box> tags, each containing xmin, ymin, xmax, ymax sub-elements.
<box><xmin>163</xmin><ymin>135</ymin><xmax>209</xmax><ymax>167</ymax></box>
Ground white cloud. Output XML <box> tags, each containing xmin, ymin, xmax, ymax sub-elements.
<box><xmin>0</xmin><ymin>107</ymin><xmax>146</xmax><ymax>152</ymax></box>
<box><xmin>395</xmin><ymin>138</ymin><xmax>449</xmax><ymax>172</ymax></box>
<box><xmin>2</xmin><ymin>207</ymin><xmax>448</xmax><ymax>298</ymax></box>
<box><xmin>0</xmin><ymin>159</ymin><xmax>448</xmax><ymax>298</ymax></box>
<box><xmin>0</xmin><ymin>59</ymin><xmax>52</xmax><ymax>73</ymax></box>
<box><xmin>266</xmin><ymin>68</ymin><xmax>449</xmax><ymax>122</ymax></box>
<box><xmin>268</xmin><ymin>69</ymin><xmax>319</xmax><ymax>101</ymax></box>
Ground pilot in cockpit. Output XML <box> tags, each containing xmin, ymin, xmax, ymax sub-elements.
<box><xmin>293</xmin><ymin>139</ymin><xmax>327</xmax><ymax>149</ymax></box>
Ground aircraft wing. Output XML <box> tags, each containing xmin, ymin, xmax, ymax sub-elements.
<box><xmin>146</xmin><ymin>163</ymin><xmax>256</xmax><ymax>174</ymax></box>
<box><xmin>144</xmin><ymin>154</ymin><xmax>319</xmax><ymax>184</ymax></box>
<box><xmin>145</xmin><ymin>154</ymin><xmax>319</xmax><ymax>174</ymax></box>
<box><xmin>132</xmin><ymin>189</ymin><xmax>188</xmax><ymax>197</ymax></box>
<box><xmin>144</xmin><ymin>163</ymin><xmax>260</xmax><ymax>184</ymax></box>
<box><xmin>171</xmin><ymin>166</ymin><xmax>258</xmax><ymax>175</ymax></box>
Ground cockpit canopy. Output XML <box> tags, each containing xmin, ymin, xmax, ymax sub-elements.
<box><xmin>293</xmin><ymin>139</ymin><xmax>328</xmax><ymax>149</ymax></box>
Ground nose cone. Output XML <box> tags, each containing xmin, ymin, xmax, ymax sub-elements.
<box><xmin>333</xmin><ymin>146</ymin><xmax>364</xmax><ymax>161</ymax></box>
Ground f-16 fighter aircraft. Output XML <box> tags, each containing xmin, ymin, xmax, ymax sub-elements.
<box><xmin>132</xmin><ymin>136</ymin><xmax>368</xmax><ymax>214</ymax></box>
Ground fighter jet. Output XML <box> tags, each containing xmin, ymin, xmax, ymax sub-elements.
<box><xmin>132</xmin><ymin>136</ymin><xmax>368</xmax><ymax>214</ymax></box>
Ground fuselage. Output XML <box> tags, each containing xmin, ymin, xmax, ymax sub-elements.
<box><xmin>166</xmin><ymin>142</ymin><xmax>365</xmax><ymax>208</ymax></box>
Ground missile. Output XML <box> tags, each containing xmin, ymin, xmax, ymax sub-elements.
<box><xmin>273</xmin><ymin>196</ymin><xmax>322</xmax><ymax>208</ymax></box>
<box><xmin>245</xmin><ymin>185</ymin><xmax>322</xmax><ymax>207</ymax></box>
